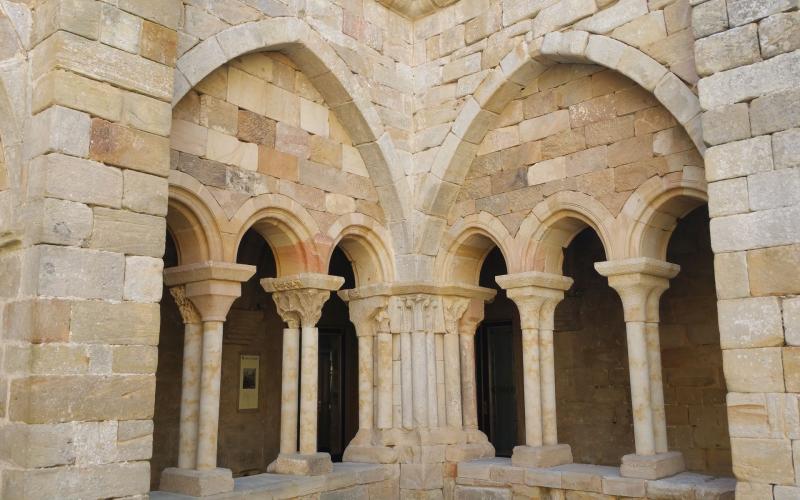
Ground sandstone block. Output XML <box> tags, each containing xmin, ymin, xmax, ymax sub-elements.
<box><xmin>99</xmin><ymin>4</ymin><xmax>141</xmax><ymax>54</ymax></box>
<box><xmin>532</xmin><ymin>0</ymin><xmax>597</xmax><ymax>38</ymax></box>
<box><xmin>705</xmin><ymin>136</ymin><xmax>773</xmax><ymax>182</ymax></box>
<box><xmin>783</xmin><ymin>348</ymin><xmax>800</xmax><ymax>393</ymax></box>
<box><xmin>727</xmin><ymin>0</ymin><xmax>796</xmax><ymax>27</ymax></box>
<box><xmin>171</xmin><ymin>118</ymin><xmax>208</xmax><ymax>156</ymax></box>
<box><xmin>32</xmin><ymin>0</ymin><xmax>101</xmax><ymax>45</ymax></box>
<box><xmin>124</xmin><ymin>255</ymin><xmax>164</xmax><ymax>302</ymax></box>
<box><xmin>519</xmin><ymin>110</ymin><xmax>570</xmax><ymax>142</ymax></box>
<box><xmin>731</xmin><ymin>437</ymin><xmax>795</xmax><ymax>484</ymax></box>
<box><xmin>747</xmin><ymin>243</ymin><xmax>800</xmax><ymax>296</ymax></box>
<box><xmin>575</xmin><ymin>0</ymin><xmax>647</xmax><ymax>34</ymax></box>
<box><xmin>785</xmin><ymin>297</ymin><xmax>800</xmax><ymax>346</ymax></box>
<box><xmin>2</xmin><ymin>298</ymin><xmax>71</xmax><ymax>343</ymax></box>
<box><xmin>2</xmin><ymin>461</ymin><xmax>150</xmax><ymax>500</ymax></box>
<box><xmin>528</xmin><ymin>157</ymin><xmax>566</xmax><ymax>186</ymax></box>
<box><xmin>698</xmin><ymin>51</ymin><xmax>800</xmax><ymax>109</ymax></box>
<box><xmin>708</xmin><ymin>178</ymin><xmax>749</xmax><ymax>217</ymax></box>
<box><xmin>140</xmin><ymin>20</ymin><xmax>177</xmax><ymax>66</ymax></box>
<box><xmin>735</xmin><ymin>481</ymin><xmax>775</xmax><ymax>499</ymax></box>
<box><xmin>701</xmin><ymin>103</ymin><xmax>750</xmax><ymax>146</ymax></box>
<box><xmin>276</xmin><ymin>122</ymin><xmax>310</xmax><ymax>158</ymax></box>
<box><xmin>723</xmin><ymin>348</ymin><xmax>784</xmax><ymax>393</ymax></box>
<box><xmin>443</xmin><ymin>53</ymin><xmax>481</xmax><ymax>83</ymax></box>
<box><xmin>710</xmin><ymin>205</ymin><xmax>800</xmax><ymax>252</ymax></box>
<box><xmin>750</xmin><ymin>88</ymin><xmax>800</xmax><ymax>136</ymax></box>
<box><xmin>264</xmin><ymin>81</ymin><xmax>301</xmax><ymax>126</ymax></box>
<box><xmin>325</xmin><ymin>193</ymin><xmax>357</xmax><ymax>215</ymax></box>
<box><xmin>0</xmin><ymin>423</ymin><xmax>76</xmax><ymax>468</ymax></box>
<box><xmin>28</xmin><ymin>153</ymin><xmax>122</xmax><ymax>208</ymax></box>
<box><xmin>585</xmin><ymin>115</ymin><xmax>635</xmax><ymax>146</ymax></box>
<box><xmin>206</xmin><ymin>129</ymin><xmax>258</xmax><ymax>171</ymax></box>
<box><xmin>612</xmin><ymin>11</ymin><xmax>667</xmax><ymax>48</ymax></box>
<box><xmin>33</xmin><ymin>69</ymin><xmax>123</xmax><ymax>122</ymax></box>
<box><xmin>27</xmin><ymin>105</ymin><xmax>91</xmax><ymax>159</ymax></box>
<box><xmin>773</xmin><ymin>128</ymin><xmax>800</xmax><ymax>169</ymax></box>
<box><xmin>88</xmin><ymin>207</ymin><xmax>165</xmax><ymax>258</ymax></box>
<box><xmin>759</xmin><ymin>11</ymin><xmax>800</xmax><ymax>58</ymax></box>
<box><xmin>477</xmin><ymin>126</ymin><xmax>520</xmax><ymax>155</ymax></box>
<box><xmin>29</xmin><ymin>245</ymin><xmax>124</xmax><ymax>300</ymax></box>
<box><xmin>608</xmin><ymin>134</ymin><xmax>653</xmax><ymax>167</ymax></box>
<box><xmin>401</xmin><ymin>463</ymin><xmax>443</xmax><ymax>489</ymax></box>
<box><xmin>692</xmin><ymin>0</ymin><xmax>729</xmax><ymax>38</ymax></box>
<box><xmin>122</xmin><ymin>170</ymin><xmax>168</xmax><ymax>217</ymax></box>
<box><xmin>310</xmin><ymin>135</ymin><xmax>343</xmax><ymax>168</ymax></box>
<box><xmin>123</xmin><ymin>91</ymin><xmax>171</xmax><ymax>137</ymax></box>
<box><xmin>620</xmin><ymin>451</ymin><xmax>685</xmax><ymax>479</ymax></box>
<box><xmin>176</xmin><ymin>152</ymin><xmax>227</xmax><ymax>188</ymax></box>
<box><xmin>718</xmin><ymin>297</ymin><xmax>784</xmax><ymax>348</ymax></box>
<box><xmin>30</xmin><ymin>198</ymin><xmax>93</xmax><ymax>246</ymax></box>
<box><xmin>695</xmin><ymin>24</ymin><xmax>761</xmax><ymax>76</ymax></box>
<box><xmin>238</xmin><ymin>109</ymin><xmax>276</xmax><ymax>146</ymax></box>
<box><xmin>749</xmin><ymin>168</ymin><xmax>800</xmax><ymax>212</ymax></box>
<box><xmin>9</xmin><ymin>375</ymin><xmax>155</xmax><ymax>423</ymax></box>
<box><xmin>71</xmin><ymin>300</ymin><xmax>160</xmax><ymax>345</ymax></box>
<box><xmin>776</xmin><ymin>485</ymin><xmax>800</xmax><ymax>500</ymax></box>
<box><xmin>112</xmin><ymin>345</ymin><xmax>158</xmax><ymax>374</ymax></box>
<box><xmin>90</xmin><ymin>119</ymin><xmax>170</xmax><ymax>176</ymax></box>
<box><xmin>269</xmin><ymin>452</ymin><xmax>334</xmax><ymax>475</ymax></box>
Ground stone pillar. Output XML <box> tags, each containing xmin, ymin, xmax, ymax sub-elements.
<box><xmin>595</xmin><ymin>258</ymin><xmax>685</xmax><ymax>480</ymax></box>
<box><xmin>261</xmin><ymin>273</ymin><xmax>344</xmax><ymax>476</ymax></box>
<box><xmin>442</xmin><ymin>298</ymin><xmax>468</xmax><ymax>429</ymax></box>
<box><xmin>497</xmin><ymin>271</ymin><xmax>574</xmax><ymax>468</ymax></box>
<box><xmin>161</xmin><ymin>262</ymin><xmax>256</xmax><ymax>497</ymax></box>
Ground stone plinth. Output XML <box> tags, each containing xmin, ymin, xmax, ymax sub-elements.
<box><xmin>159</xmin><ymin>467</ymin><xmax>234</xmax><ymax>497</ymax></box>
<box><xmin>511</xmin><ymin>444</ymin><xmax>573</xmax><ymax>468</ymax></box>
<box><xmin>620</xmin><ymin>451</ymin><xmax>685</xmax><ymax>480</ymax></box>
<box><xmin>268</xmin><ymin>452</ymin><xmax>334</xmax><ymax>476</ymax></box>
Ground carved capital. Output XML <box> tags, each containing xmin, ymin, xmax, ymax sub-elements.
<box><xmin>169</xmin><ymin>286</ymin><xmax>201</xmax><ymax>325</ymax></box>
<box><xmin>443</xmin><ymin>296</ymin><xmax>470</xmax><ymax>335</ymax></box>
<box><xmin>347</xmin><ymin>295</ymin><xmax>389</xmax><ymax>337</ymax></box>
<box><xmin>271</xmin><ymin>288</ymin><xmax>332</xmax><ymax>328</ymax></box>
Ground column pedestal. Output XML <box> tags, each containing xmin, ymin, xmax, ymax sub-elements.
<box><xmin>160</xmin><ymin>467</ymin><xmax>234</xmax><ymax>497</ymax></box>
<box><xmin>512</xmin><ymin>444</ymin><xmax>573</xmax><ymax>468</ymax></box>
<box><xmin>269</xmin><ymin>452</ymin><xmax>333</xmax><ymax>475</ymax></box>
<box><xmin>620</xmin><ymin>451</ymin><xmax>686</xmax><ymax>479</ymax></box>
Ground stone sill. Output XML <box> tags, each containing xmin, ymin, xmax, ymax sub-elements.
<box><xmin>151</xmin><ymin>462</ymin><xmax>393</xmax><ymax>499</ymax></box>
<box><xmin>457</xmin><ymin>458</ymin><xmax>736</xmax><ymax>499</ymax></box>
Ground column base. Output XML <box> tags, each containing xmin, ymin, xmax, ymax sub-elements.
<box><xmin>159</xmin><ymin>467</ymin><xmax>234</xmax><ymax>497</ymax></box>
<box><xmin>445</xmin><ymin>442</ymin><xmax>496</xmax><ymax>462</ymax></box>
<box><xmin>343</xmin><ymin>444</ymin><xmax>399</xmax><ymax>463</ymax></box>
<box><xmin>511</xmin><ymin>444</ymin><xmax>573</xmax><ymax>468</ymax></box>
<box><xmin>267</xmin><ymin>452</ymin><xmax>334</xmax><ymax>475</ymax></box>
<box><xmin>620</xmin><ymin>451</ymin><xmax>685</xmax><ymax>479</ymax></box>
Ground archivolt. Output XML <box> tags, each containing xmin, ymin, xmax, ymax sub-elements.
<box><xmin>325</xmin><ymin>213</ymin><xmax>396</xmax><ymax>286</ymax></box>
<box><xmin>167</xmin><ymin>171</ymin><xmax>226</xmax><ymax>264</ymax></box>
<box><xmin>435</xmin><ymin>212</ymin><xmax>514</xmax><ymax>285</ymax></box>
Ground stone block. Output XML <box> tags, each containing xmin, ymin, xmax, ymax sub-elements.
<box><xmin>727</xmin><ymin>0</ymin><xmax>796</xmax><ymax>27</ymax></box>
<box><xmin>575</xmin><ymin>0</ymin><xmax>648</xmax><ymax>34</ymax></box>
<box><xmin>310</xmin><ymin>135</ymin><xmax>343</xmax><ymax>167</ymax></box>
<box><xmin>171</xmin><ymin>118</ymin><xmax>208</xmax><ymax>156</ymax></box>
<box><xmin>718</xmin><ymin>297</ymin><xmax>784</xmax><ymax>348</ymax></box>
<box><xmin>160</xmin><ymin>467</ymin><xmax>234</xmax><ymax>497</ymax></box>
<box><xmin>698</xmin><ymin>50</ymin><xmax>800</xmax><ymax>109</ymax></box>
<box><xmin>692</xmin><ymin>0</ymin><xmax>729</xmax><ymax>38</ymax></box>
<box><xmin>28</xmin><ymin>245</ymin><xmax>125</xmax><ymax>300</ymax></box>
<box><xmin>123</xmin><ymin>91</ymin><xmax>171</xmax><ymax>137</ymax></box>
<box><xmin>454</xmin><ymin>485</ymin><xmax>511</xmax><ymax>499</ymax></box>
<box><xmin>695</xmin><ymin>24</ymin><xmax>761</xmax><ymax>76</ymax></box>
<box><xmin>519</xmin><ymin>110</ymin><xmax>570</xmax><ymax>142</ymax></box>
<box><xmin>528</xmin><ymin>157</ymin><xmax>566</xmax><ymax>186</ymax></box>
<box><xmin>750</xmin><ymin>88</ymin><xmax>800</xmax><ymax>136</ymax></box>
<box><xmin>30</xmin><ymin>198</ymin><xmax>93</xmax><ymax>246</ymax></box>
<box><xmin>99</xmin><ymin>4</ymin><xmax>141</xmax><ymax>54</ymax></box>
<box><xmin>735</xmin><ymin>481</ymin><xmax>775</xmax><ymax>499</ymax></box>
<box><xmin>2</xmin><ymin>461</ymin><xmax>150</xmax><ymax>500</ymax></box>
<box><xmin>9</xmin><ymin>375</ymin><xmax>155</xmax><ymax>423</ymax></box>
<box><xmin>710</xmin><ymin>205</ymin><xmax>800</xmax><ymax>252</ymax></box>
<box><xmin>511</xmin><ymin>444</ymin><xmax>573</xmax><ymax>468</ymax></box>
<box><xmin>401</xmin><ymin>463</ymin><xmax>444</xmax><ymax>489</ymax></box>
<box><xmin>723</xmin><ymin>348</ymin><xmax>785</xmax><ymax>393</ymax></box>
<box><xmin>532</xmin><ymin>0</ymin><xmax>597</xmax><ymax>38</ymax></box>
<box><xmin>759</xmin><ymin>12</ymin><xmax>800</xmax><ymax>59</ymax></box>
<box><xmin>701</xmin><ymin>103</ymin><xmax>750</xmax><ymax>146</ymax></box>
<box><xmin>112</xmin><ymin>345</ymin><xmax>158</xmax><ymax>374</ymax></box>
<box><xmin>785</xmin><ymin>297</ymin><xmax>800</xmax><ymax>346</ymax></box>
<box><xmin>783</xmin><ymin>348</ymin><xmax>800</xmax><ymax>392</ymax></box>
<box><xmin>751</xmin><ymin>168</ymin><xmax>800</xmax><ymax>213</ymax></box>
<box><xmin>264</xmin><ymin>81</ymin><xmax>301</xmax><ymax>126</ymax></box>
<box><xmin>619</xmin><ymin>451</ymin><xmax>685</xmax><ymax>479</ymax></box>
<box><xmin>612</xmin><ymin>11</ymin><xmax>667</xmax><ymax>48</ymax></box>
<box><xmin>33</xmin><ymin>69</ymin><xmax>123</xmax><ymax>122</ymax></box>
<box><xmin>300</xmin><ymin>98</ymin><xmax>330</xmax><ymax>137</ymax></box>
<box><xmin>705</xmin><ymin>136</ymin><xmax>773</xmax><ymax>182</ymax></box>
<box><xmin>776</xmin><ymin>485</ymin><xmax>800</xmax><ymax>500</ymax></box>
<box><xmin>71</xmin><ymin>300</ymin><xmax>160</xmax><ymax>345</ymax></box>
<box><xmin>602</xmin><ymin>474</ymin><xmax>646</xmax><ymax>497</ymax></box>
<box><xmin>140</xmin><ymin>20</ymin><xmax>177</xmax><ymax>66</ymax></box>
<box><xmin>553</xmin><ymin>463</ymin><xmax>616</xmax><ymax>492</ymax></box>
<box><xmin>2</xmin><ymin>298</ymin><xmax>71</xmax><ymax>343</ymax></box>
<box><xmin>26</xmin><ymin>105</ymin><xmax>91</xmax><ymax>159</ymax></box>
<box><xmin>773</xmin><ymin>128</ymin><xmax>800</xmax><ymax>168</ymax></box>
<box><xmin>269</xmin><ymin>452</ymin><xmax>334</xmax><ymax>475</ymax></box>
<box><xmin>713</xmin><ymin>251</ymin><xmax>750</xmax><ymax>300</ymax></box>
<box><xmin>731</xmin><ymin>437</ymin><xmax>795</xmax><ymax>484</ymax></box>
<box><xmin>88</xmin><ymin>207</ymin><xmax>165</xmax><ymax>258</ymax></box>
<box><xmin>206</xmin><ymin>129</ymin><xmax>258</xmax><ymax>171</ymax></box>
<box><xmin>238</xmin><ymin>109</ymin><xmax>276</xmax><ymax>146</ymax></box>
<box><xmin>90</xmin><ymin>119</ymin><xmax>170</xmax><ymax>177</ymax></box>
<box><xmin>176</xmin><ymin>152</ymin><xmax>227</xmax><ymax>188</ymax></box>
<box><xmin>585</xmin><ymin>115</ymin><xmax>634</xmax><ymax>147</ymax></box>
<box><xmin>123</xmin><ymin>169</ymin><xmax>168</xmax><ymax>217</ymax></box>
<box><xmin>708</xmin><ymin>178</ymin><xmax>749</xmax><ymax>217</ymax></box>
<box><xmin>646</xmin><ymin>472</ymin><xmax>715</xmax><ymax>499</ymax></box>
<box><xmin>443</xmin><ymin>53</ymin><xmax>481</xmax><ymax>83</ymax></box>
<box><xmin>28</xmin><ymin>153</ymin><xmax>122</xmax><ymax>208</ymax></box>
<box><xmin>608</xmin><ymin>134</ymin><xmax>653</xmax><ymax>167</ymax></box>
<box><xmin>124</xmin><ymin>255</ymin><xmax>164</xmax><ymax>302</ymax></box>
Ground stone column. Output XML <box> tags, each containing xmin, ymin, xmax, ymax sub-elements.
<box><xmin>261</xmin><ymin>273</ymin><xmax>344</xmax><ymax>476</ymax></box>
<box><xmin>161</xmin><ymin>262</ymin><xmax>256</xmax><ymax>497</ymax></box>
<box><xmin>443</xmin><ymin>297</ymin><xmax>468</xmax><ymax>428</ymax></box>
<box><xmin>271</xmin><ymin>298</ymin><xmax>301</xmax><ymax>456</ymax></box>
<box><xmin>595</xmin><ymin>258</ymin><xmax>685</xmax><ymax>480</ymax></box>
<box><xmin>496</xmin><ymin>271</ymin><xmax>573</xmax><ymax>468</ymax></box>
<box><xmin>169</xmin><ymin>286</ymin><xmax>203</xmax><ymax>470</ymax></box>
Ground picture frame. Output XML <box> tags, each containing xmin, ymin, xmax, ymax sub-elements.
<box><xmin>238</xmin><ymin>354</ymin><xmax>260</xmax><ymax>411</ymax></box>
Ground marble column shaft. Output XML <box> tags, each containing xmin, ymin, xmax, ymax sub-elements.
<box><xmin>459</xmin><ymin>328</ymin><xmax>480</xmax><ymax>431</ymax></box>
<box><xmin>357</xmin><ymin>334</ymin><xmax>374</xmax><ymax>431</ymax></box>
<box><xmin>280</xmin><ymin>327</ymin><xmax>300</xmax><ymax>454</ymax></box>
<box><xmin>299</xmin><ymin>325</ymin><xmax>319</xmax><ymax>454</ymax></box>
<box><xmin>376</xmin><ymin>331</ymin><xmax>393</xmax><ymax>429</ymax></box>
<box><xmin>196</xmin><ymin>320</ymin><xmax>224</xmax><ymax>469</ymax></box>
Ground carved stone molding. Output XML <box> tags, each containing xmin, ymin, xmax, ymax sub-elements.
<box><xmin>169</xmin><ymin>285</ymin><xmax>201</xmax><ymax>325</ymax></box>
<box><xmin>261</xmin><ymin>273</ymin><xmax>345</xmax><ymax>328</ymax></box>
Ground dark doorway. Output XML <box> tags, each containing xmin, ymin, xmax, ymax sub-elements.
<box><xmin>317</xmin><ymin>247</ymin><xmax>358</xmax><ymax>461</ymax></box>
<box><xmin>475</xmin><ymin>246</ymin><xmax>521</xmax><ymax>456</ymax></box>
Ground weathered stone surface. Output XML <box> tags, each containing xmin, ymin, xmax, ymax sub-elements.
<box><xmin>731</xmin><ymin>437</ymin><xmax>795</xmax><ymax>484</ymax></box>
<box><xmin>28</xmin><ymin>245</ymin><xmax>125</xmax><ymax>300</ymax></box>
<box><xmin>33</xmin><ymin>69</ymin><xmax>123</xmax><ymax>122</ymax></box>
<box><xmin>27</xmin><ymin>105</ymin><xmax>91</xmax><ymax>159</ymax></box>
<box><xmin>785</xmin><ymin>297</ymin><xmax>800</xmax><ymax>346</ymax></box>
<box><xmin>723</xmin><ymin>348</ymin><xmax>785</xmax><ymax>393</ymax></box>
<box><xmin>71</xmin><ymin>300</ymin><xmax>160</xmax><ymax>345</ymax></box>
<box><xmin>692</xmin><ymin>0</ymin><xmax>729</xmax><ymax>38</ymax></box>
<box><xmin>705</xmin><ymin>136</ymin><xmax>773</xmax><ymax>182</ymax></box>
<box><xmin>2</xmin><ymin>298</ymin><xmax>72</xmax><ymax>343</ymax></box>
<box><xmin>123</xmin><ymin>91</ymin><xmax>172</xmax><ymax>137</ymax></box>
<box><xmin>124</xmin><ymin>256</ymin><xmax>164</xmax><ymax>302</ymax></box>
<box><xmin>749</xmin><ymin>88</ymin><xmax>800</xmax><ymax>136</ymax></box>
<box><xmin>123</xmin><ymin>170</ymin><xmax>168</xmax><ymax>216</ymax></box>
<box><xmin>708</xmin><ymin>177</ymin><xmax>749</xmax><ymax>217</ymax></box>
<box><xmin>30</xmin><ymin>198</ymin><xmax>93</xmax><ymax>246</ymax></box>
<box><xmin>726</xmin><ymin>0</ymin><xmax>796</xmax><ymax>27</ymax></box>
<box><xmin>28</xmin><ymin>154</ymin><xmax>123</xmax><ymax>208</ymax></box>
<box><xmin>88</xmin><ymin>207</ymin><xmax>165</xmax><ymax>257</ymax></box>
<box><xmin>747</xmin><ymin>244</ymin><xmax>800</xmax><ymax>296</ymax></box>
<box><xmin>718</xmin><ymin>297</ymin><xmax>784</xmax><ymax>348</ymax></box>
<box><xmin>701</xmin><ymin>103</ymin><xmax>750</xmax><ymax>146</ymax></box>
<box><xmin>695</xmin><ymin>24</ymin><xmax>761</xmax><ymax>76</ymax></box>
<box><xmin>759</xmin><ymin>11</ymin><xmax>800</xmax><ymax>59</ymax></box>
<box><xmin>710</xmin><ymin>205</ymin><xmax>800</xmax><ymax>252</ymax></box>
<box><xmin>9</xmin><ymin>375</ymin><xmax>155</xmax><ymax>423</ymax></box>
<box><xmin>2</xmin><ymin>461</ymin><xmax>150</xmax><ymax>500</ymax></box>
<box><xmin>90</xmin><ymin>119</ymin><xmax>170</xmax><ymax>177</ymax></box>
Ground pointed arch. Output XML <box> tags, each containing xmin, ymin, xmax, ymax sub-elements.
<box><xmin>173</xmin><ymin>18</ymin><xmax>410</xmax><ymax>232</ymax></box>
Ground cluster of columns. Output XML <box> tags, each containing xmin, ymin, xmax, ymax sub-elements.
<box><xmin>160</xmin><ymin>262</ymin><xmax>256</xmax><ymax>497</ymax></box>
<box><xmin>338</xmin><ymin>284</ymin><xmax>496</xmax><ymax>464</ymax></box>
<box><xmin>496</xmin><ymin>258</ymin><xmax>686</xmax><ymax>479</ymax></box>
<box><xmin>260</xmin><ymin>273</ymin><xmax>345</xmax><ymax>475</ymax></box>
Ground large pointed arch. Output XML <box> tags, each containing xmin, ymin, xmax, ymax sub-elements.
<box><xmin>172</xmin><ymin>18</ymin><xmax>410</xmax><ymax>233</ymax></box>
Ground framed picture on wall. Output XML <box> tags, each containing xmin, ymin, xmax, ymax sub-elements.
<box><xmin>238</xmin><ymin>354</ymin><xmax>260</xmax><ymax>411</ymax></box>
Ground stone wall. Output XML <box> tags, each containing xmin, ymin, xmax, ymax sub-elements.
<box><xmin>691</xmin><ymin>0</ymin><xmax>800</xmax><ymax>497</ymax></box>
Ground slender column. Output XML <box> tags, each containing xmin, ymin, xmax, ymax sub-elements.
<box><xmin>596</xmin><ymin>258</ymin><xmax>684</xmax><ymax>480</ymax></box>
<box><xmin>401</xmin><ymin>329</ymin><xmax>413</xmax><ymax>429</ymax></box>
<box><xmin>169</xmin><ymin>286</ymin><xmax>203</xmax><ymax>470</ymax></box>
<box><xmin>280</xmin><ymin>326</ymin><xmax>300</xmax><ymax>454</ymax></box>
<box><xmin>299</xmin><ymin>325</ymin><xmax>319</xmax><ymax>454</ymax></box>
<box><xmin>426</xmin><ymin>329</ymin><xmax>438</xmax><ymax>427</ymax></box>
<box><xmin>357</xmin><ymin>333</ymin><xmax>374</xmax><ymax>431</ymax></box>
<box><xmin>376</xmin><ymin>329</ymin><xmax>393</xmax><ymax>429</ymax></box>
<box><xmin>196</xmin><ymin>320</ymin><xmax>224</xmax><ymax>469</ymax></box>
<box><xmin>497</xmin><ymin>271</ymin><xmax>573</xmax><ymax>468</ymax></box>
<box><xmin>459</xmin><ymin>301</ymin><xmax>484</xmax><ymax>432</ymax></box>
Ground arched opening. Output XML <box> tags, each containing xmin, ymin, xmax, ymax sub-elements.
<box><xmin>475</xmin><ymin>246</ymin><xmax>521</xmax><ymax>456</ymax></box>
<box><xmin>660</xmin><ymin>206</ymin><xmax>731</xmax><ymax>475</ymax></box>
<box><xmin>316</xmin><ymin>246</ymin><xmax>358</xmax><ymax>461</ymax></box>
<box><xmin>554</xmin><ymin>227</ymin><xmax>632</xmax><ymax>465</ymax></box>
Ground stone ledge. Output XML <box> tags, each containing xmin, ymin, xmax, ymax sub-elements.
<box><xmin>456</xmin><ymin>458</ymin><xmax>736</xmax><ymax>499</ymax></box>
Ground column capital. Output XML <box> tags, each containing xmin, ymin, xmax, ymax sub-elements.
<box><xmin>169</xmin><ymin>285</ymin><xmax>201</xmax><ymax>325</ymax></box>
<box><xmin>164</xmin><ymin>262</ymin><xmax>256</xmax><ymax>322</ymax></box>
<box><xmin>594</xmin><ymin>258</ymin><xmax>680</xmax><ymax>323</ymax></box>
<box><xmin>496</xmin><ymin>271</ymin><xmax>573</xmax><ymax>330</ymax></box>
<box><xmin>343</xmin><ymin>294</ymin><xmax>390</xmax><ymax>337</ymax></box>
<box><xmin>261</xmin><ymin>273</ymin><xmax>345</xmax><ymax>328</ymax></box>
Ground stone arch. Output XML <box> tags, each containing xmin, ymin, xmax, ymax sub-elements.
<box><xmin>621</xmin><ymin>169</ymin><xmax>708</xmax><ymax>261</ymax></box>
<box><xmin>325</xmin><ymin>212</ymin><xmax>396</xmax><ymax>286</ymax></box>
<box><xmin>421</xmin><ymin>32</ymin><xmax>703</xmax><ymax>222</ymax></box>
<box><xmin>435</xmin><ymin>212</ymin><xmax>515</xmax><ymax>285</ymax></box>
<box><xmin>226</xmin><ymin>193</ymin><xmax>322</xmax><ymax>276</ymax></box>
<box><xmin>517</xmin><ymin>191</ymin><xmax>617</xmax><ymax>274</ymax></box>
<box><xmin>173</xmin><ymin>17</ymin><xmax>410</xmax><ymax>229</ymax></box>
<box><xmin>167</xmin><ymin>171</ymin><xmax>226</xmax><ymax>264</ymax></box>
